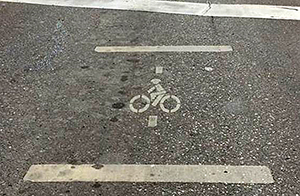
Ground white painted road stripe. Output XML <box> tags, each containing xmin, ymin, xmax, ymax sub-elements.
<box><xmin>148</xmin><ymin>116</ymin><xmax>158</xmax><ymax>127</ymax></box>
<box><xmin>24</xmin><ymin>164</ymin><xmax>274</xmax><ymax>183</ymax></box>
<box><xmin>2</xmin><ymin>0</ymin><xmax>300</xmax><ymax>20</ymax></box>
<box><xmin>155</xmin><ymin>67</ymin><xmax>163</xmax><ymax>74</ymax></box>
<box><xmin>95</xmin><ymin>46</ymin><xmax>233</xmax><ymax>53</ymax></box>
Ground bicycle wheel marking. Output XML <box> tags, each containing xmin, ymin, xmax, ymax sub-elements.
<box><xmin>139</xmin><ymin>95</ymin><xmax>151</xmax><ymax>113</ymax></box>
<box><xmin>170</xmin><ymin>95</ymin><xmax>181</xmax><ymax>112</ymax></box>
<box><xmin>160</xmin><ymin>95</ymin><xmax>171</xmax><ymax>113</ymax></box>
<box><xmin>160</xmin><ymin>95</ymin><xmax>181</xmax><ymax>113</ymax></box>
<box><xmin>129</xmin><ymin>95</ymin><xmax>150</xmax><ymax>113</ymax></box>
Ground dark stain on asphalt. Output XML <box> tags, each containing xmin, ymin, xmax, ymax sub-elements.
<box><xmin>9</xmin><ymin>78</ymin><xmax>17</xmax><ymax>83</ymax></box>
<box><xmin>80</xmin><ymin>65</ymin><xmax>90</xmax><ymax>69</ymax></box>
<box><xmin>112</xmin><ymin>102</ymin><xmax>125</xmax><ymax>109</ymax></box>
<box><xmin>118</xmin><ymin>90</ymin><xmax>126</xmax><ymax>95</ymax></box>
<box><xmin>110</xmin><ymin>116</ymin><xmax>118</xmax><ymax>122</ymax></box>
<box><xmin>67</xmin><ymin>158</ymin><xmax>78</xmax><ymax>165</ymax></box>
<box><xmin>92</xmin><ymin>182</ymin><xmax>101</xmax><ymax>188</ymax></box>
<box><xmin>121</xmin><ymin>75</ymin><xmax>128</xmax><ymax>82</ymax></box>
<box><xmin>126</xmin><ymin>58</ymin><xmax>140</xmax><ymax>63</ymax></box>
<box><xmin>92</xmin><ymin>164</ymin><xmax>104</xmax><ymax>170</ymax></box>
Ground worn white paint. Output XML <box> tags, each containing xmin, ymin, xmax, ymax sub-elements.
<box><xmin>130</xmin><ymin>78</ymin><xmax>180</xmax><ymax>114</ymax></box>
<box><xmin>155</xmin><ymin>67</ymin><xmax>163</xmax><ymax>74</ymax></box>
<box><xmin>24</xmin><ymin>164</ymin><xmax>274</xmax><ymax>183</ymax></box>
<box><xmin>95</xmin><ymin>46</ymin><xmax>233</xmax><ymax>53</ymax></box>
<box><xmin>148</xmin><ymin>115</ymin><xmax>158</xmax><ymax>127</ymax></box>
<box><xmin>129</xmin><ymin>95</ymin><xmax>150</xmax><ymax>113</ymax></box>
<box><xmin>2</xmin><ymin>0</ymin><xmax>300</xmax><ymax>20</ymax></box>
<box><xmin>160</xmin><ymin>95</ymin><xmax>181</xmax><ymax>113</ymax></box>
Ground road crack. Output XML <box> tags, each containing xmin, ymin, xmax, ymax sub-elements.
<box><xmin>202</xmin><ymin>1</ymin><xmax>212</xmax><ymax>15</ymax></box>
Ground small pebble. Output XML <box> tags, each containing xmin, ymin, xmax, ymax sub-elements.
<box><xmin>204</xmin><ymin>67</ymin><xmax>213</xmax><ymax>71</ymax></box>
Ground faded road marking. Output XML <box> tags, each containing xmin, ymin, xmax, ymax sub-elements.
<box><xmin>130</xmin><ymin>77</ymin><xmax>181</xmax><ymax>115</ymax></box>
<box><xmin>148</xmin><ymin>116</ymin><xmax>158</xmax><ymax>127</ymax></box>
<box><xmin>94</xmin><ymin>46</ymin><xmax>233</xmax><ymax>53</ymax></box>
<box><xmin>155</xmin><ymin>67</ymin><xmax>163</xmax><ymax>74</ymax></box>
<box><xmin>24</xmin><ymin>164</ymin><xmax>274</xmax><ymax>183</ymax></box>
<box><xmin>129</xmin><ymin>95</ymin><xmax>150</xmax><ymax>113</ymax></box>
<box><xmin>2</xmin><ymin>0</ymin><xmax>300</xmax><ymax>20</ymax></box>
<box><xmin>160</xmin><ymin>95</ymin><xmax>181</xmax><ymax>113</ymax></box>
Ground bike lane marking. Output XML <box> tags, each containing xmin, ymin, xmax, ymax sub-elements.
<box><xmin>2</xmin><ymin>0</ymin><xmax>300</xmax><ymax>20</ymax></box>
<box><xmin>129</xmin><ymin>67</ymin><xmax>182</xmax><ymax>127</ymax></box>
<box><xmin>21</xmin><ymin>44</ymin><xmax>275</xmax><ymax>184</ymax></box>
<box><xmin>155</xmin><ymin>67</ymin><xmax>163</xmax><ymax>74</ymax></box>
<box><xmin>94</xmin><ymin>46</ymin><xmax>233</xmax><ymax>53</ymax></box>
<box><xmin>23</xmin><ymin>164</ymin><xmax>274</xmax><ymax>183</ymax></box>
<box><xmin>127</xmin><ymin>44</ymin><xmax>233</xmax><ymax>126</ymax></box>
<box><xmin>148</xmin><ymin>116</ymin><xmax>158</xmax><ymax>127</ymax></box>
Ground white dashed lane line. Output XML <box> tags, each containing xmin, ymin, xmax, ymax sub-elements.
<box><xmin>94</xmin><ymin>46</ymin><xmax>233</xmax><ymax>53</ymax></box>
<box><xmin>24</xmin><ymin>164</ymin><xmax>274</xmax><ymax>183</ymax></box>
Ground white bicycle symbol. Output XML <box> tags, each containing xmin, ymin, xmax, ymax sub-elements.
<box><xmin>129</xmin><ymin>79</ymin><xmax>181</xmax><ymax>113</ymax></box>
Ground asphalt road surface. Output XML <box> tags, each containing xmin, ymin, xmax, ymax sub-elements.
<box><xmin>1</xmin><ymin>0</ymin><xmax>300</xmax><ymax>195</ymax></box>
